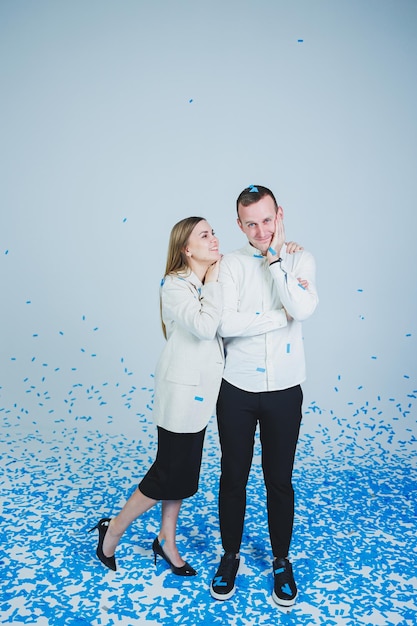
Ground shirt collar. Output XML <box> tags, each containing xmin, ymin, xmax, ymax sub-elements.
<box><xmin>242</xmin><ymin>242</ymin><xmax>265</xmax><ymax>259</ymax></box>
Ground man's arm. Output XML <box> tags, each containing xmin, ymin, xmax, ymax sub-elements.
<box><xmin>269</xmin><ymin>251</ymin><xmax>318</xmax><ymax>321</ymax></box>
<box><xmin>217</xmin><ymin>259</ymin><xmax>287</xmax><ymax>338</ymax></box>
<box><xmin>265</xmin><ymin>210</ymin><xmax>318</xmax><ymax>321</ymax></box>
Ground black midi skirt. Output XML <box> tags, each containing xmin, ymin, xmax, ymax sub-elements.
<box><xmin>139</xmin><ymin>426</ymin><xmax>206</xmax><ymax>501</ymax></box>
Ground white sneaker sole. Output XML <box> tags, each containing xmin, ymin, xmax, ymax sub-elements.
<box><xmin>272</xmin><ymin>589</ymin><xmax>298</xmax><ymax>607</ymax></box>
<box><xmin>210</xmin><ymin>584</ymin><xmax>236</xmax><ymax>601</ymax></box>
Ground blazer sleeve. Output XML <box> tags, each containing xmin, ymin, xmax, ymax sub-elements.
<box><xmin>162</xmin><ymin>276</ymin><xmax>223</xmax><ymax>341</ymax></box>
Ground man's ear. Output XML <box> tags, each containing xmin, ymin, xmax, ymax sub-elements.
<box><xmin>237</xmin><ymin>217</ymin><xmax>244</xmax><ymax>232</ymax></box>
<box><xmin>277</xmin><ymin>205</ymin><xmax>284</xmax><ymax>219</ymax></box>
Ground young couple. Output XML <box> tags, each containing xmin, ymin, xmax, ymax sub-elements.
<box><xmin>90</xmin><ymin>184</ymin><xmax>318</xmax><ymax>607</ymax></box>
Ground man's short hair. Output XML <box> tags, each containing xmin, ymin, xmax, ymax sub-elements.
<box><xmin>236</xmin><ymin>185</ymin><xmax>278</xmax><ymax>215</ymax></box>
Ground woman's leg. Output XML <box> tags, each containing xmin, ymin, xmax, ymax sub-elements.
<box><xmin>102</xmin><ymin>487</ymin><xmax>157</xmax><ymax>557</ymax></box>
<box><xmin>102</xmin><ymin>426</ymin><xmax>204</xmax><ymax>562</ymax></box>
<box><xmin>157</xmin><ymin>499</ymin><xmax>185</xmax><ymax>567</ymax></box>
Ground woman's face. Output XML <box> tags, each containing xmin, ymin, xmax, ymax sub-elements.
<box><xmin>184</xmin><ymin>220</ymin><xmax>221</xmax><ymax>265</ymax></box>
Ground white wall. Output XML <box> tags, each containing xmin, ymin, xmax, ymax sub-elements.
<box><xmin>1</xmin><ymin>1</ymin><xmax>416</xmax><ymax>457</ymax></box>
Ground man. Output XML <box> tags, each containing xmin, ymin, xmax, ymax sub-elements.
<box><xmin>210</xmin><ymin>185</ymin><xmax>318</xmax><ymax>606</ymax></box>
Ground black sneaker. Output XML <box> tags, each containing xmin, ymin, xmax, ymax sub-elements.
<box><xmin>210</xmin><ymin>552</ymin><xmax>240</xmax><ymax>600</ymax></box>
<box><xmin>272</xmin><ymin>557</ymin><xmax>298</xmax><ymax>606</ymax></box>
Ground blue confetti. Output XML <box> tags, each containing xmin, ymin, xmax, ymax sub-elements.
<box><xmin>0</xmin><ymin>297</ymin><xmax>415</xmax><ymax>626</ymax></box>
<box><xmin>0</xmin><ymin>390</ymin><xmax>415</xmax><ymax>625</ymax></box>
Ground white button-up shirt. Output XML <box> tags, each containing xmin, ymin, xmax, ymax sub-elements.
<box><xmin>218</xmin><ymin>243</ymin><xmax>318</xmax><ymax>392</ymax></box>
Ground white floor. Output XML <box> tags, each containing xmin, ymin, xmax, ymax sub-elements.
<box><xmin>1</xmin><ymin>396</ymin><xmax>416</xmax><ymax>625</ymax></box>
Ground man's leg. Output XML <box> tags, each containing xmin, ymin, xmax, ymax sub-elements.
<box><xmin>259</xmin><ymin>385</ymin><xmax>303</xmax><ymax>607</ymax></box>
<box><xmin>217</xmin><ymin>379</ymin><xmax>258</xmax><ymax>553</ymax></box>
<box><xmin>211</xmin><ymin>379</ymin><xmax>257</xmax><ymax>600</ymax></box>
<box><xmin>259</xmin><ymin>384</ymin><xmax>303</xmax><ymax>557</ymax></box>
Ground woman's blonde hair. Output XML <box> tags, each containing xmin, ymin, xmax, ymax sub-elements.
<box><xmin>161</xmin><ymin>216</ymin><xmax>205</xmax><ymax>337</ymax></box>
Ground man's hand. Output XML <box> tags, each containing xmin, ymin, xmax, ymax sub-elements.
<box><xmin>266</xmin><ymin>208</ymin><xmax>285</xmax><ymax>262</ymax></box>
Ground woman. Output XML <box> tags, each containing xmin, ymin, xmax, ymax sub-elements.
<box><xmin>90</xmin><ymin>216</ymin><xmax>224</xmax><ymax>576</ymax></box>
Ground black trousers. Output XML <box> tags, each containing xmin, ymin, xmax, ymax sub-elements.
<box><xmin>216</xmin><ymin>379</ymin><xmax>303</xmax><ymax>558</ymax></box>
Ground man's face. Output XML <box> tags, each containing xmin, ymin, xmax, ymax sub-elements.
<box><xmin>237</xmin><ymin>195</ymin><xmax>283</xmax><ymax>254</ymax></box>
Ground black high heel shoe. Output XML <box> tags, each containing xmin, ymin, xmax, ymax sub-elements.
<box><xmin>89</xmin><ymin>518</ymin><xmax>117</xmax><ymax>571</ymax></box>
<box><xmin>152</xmin><ymin>537</ymin><xmax>197</xmax><ymax>576</ymax></box>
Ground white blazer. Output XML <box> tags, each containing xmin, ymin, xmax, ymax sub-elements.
<box><xmin>152</xmin><ymin>271</ymin><xmax>224</xmax><ymax>433</ymax></box>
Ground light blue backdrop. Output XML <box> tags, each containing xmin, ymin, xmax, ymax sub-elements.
<box><xmin>1</xmin><ymin>0</ymin><xmax>416</xmax><ymax>459</ymax></box>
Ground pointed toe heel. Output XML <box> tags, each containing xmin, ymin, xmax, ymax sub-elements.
<box><xmin>89</xmin><ymin>518</ymin><xmax>117</xmax><ymax>571</ymax></box>
<box><xmin>172</xmin><ymin>561</ymin><xmax>197</xmax><ymax>576</ymax></box>
<box><xmin>152</xmin><ymin>537</ymin><xmax>196</xmax><ymax>577</ymax></box>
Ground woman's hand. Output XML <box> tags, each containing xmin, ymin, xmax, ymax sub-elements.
<box><xmin>286</xmin><ymin>241</ymin><xmax>304</xmax><ymax>254</ymax></box>
<box><xmin>204</xmin><ymin>258</ymin><xmax>222</xmax><ymax>283</ymax></box>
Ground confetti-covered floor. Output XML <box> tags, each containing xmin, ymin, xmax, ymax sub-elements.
<box><xmin>1</xmin><ymin>385</ymin><xmax>416</xmax><ymax>626</ymax></box>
